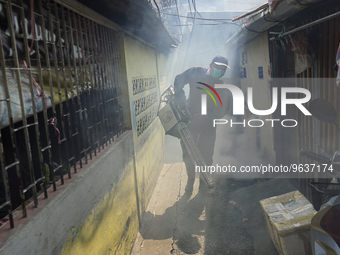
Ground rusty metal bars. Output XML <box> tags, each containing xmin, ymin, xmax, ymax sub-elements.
<box><xmin>0</xmin><ymin>1</ymin><xmax>16</xmax><ymax>227</ymax></box>
<box><xmin>70</xmin><ymin>10</ymin><xmax>89</xmax><ymax>165</ymax></box>
<box><xmin>84</xmin><ymin>18</ymin><xmax>100</xmax><ymax>157</ymax></box>
<box><xmin>0</xmin><ymin>0</ymin><xmax>125</xmax><ymax>225</ymax></box>
<box><xmin>93</xmin><ymin>22</ymin><xmax>107</xmax><ymax>150</ymax></box>
<box><xmin>18</xmin><ymin>0</ymin><xmax>47</xmax><ymax>204</ymax></box>
<box><xmin>61</xmin><ymin>5</ymin><xmax>81</xmax><ymax>173</ymax></box>
<box><xmin>32</xmin><ymin>0</ymin><xmax>55</xmax><ymax>193</ymax></box>
<box><xmin>53</xmin><ymin>1</ymin><xmax>74</xmax><ymax>177</ymax></box>
<box><xmin>100</xmin><ymin>26</ymin><xmax>114</xmax><ymax>145</ymax></box>
<box><xmin>75</xmin><ymin>13</ymin><xmax>91</xmax><ymax>161</ymax></box>
<box><xmin>6</xmin><ymin>0</ymin><xmax>37</xmax><ymax>217</ymax></box>
<box><xmin>37</xmin><ymin>0</ymin><xmax>63</xmax><ymax>188</ymax></box>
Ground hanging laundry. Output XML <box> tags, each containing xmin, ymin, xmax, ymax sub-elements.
<box><xmin>289</xmin><ymin>32</ymin><xmax>315</xmax><ymax>74</ymax></box>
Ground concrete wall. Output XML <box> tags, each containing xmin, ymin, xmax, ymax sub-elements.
<box><xmin>0</xmin><ymin>29</ymin><xmax>168</xmax><ymax>255</ymax></box>
<box><xmin>122</xmin><ymin>33</ymin><xmax>165</xmax><ymax>215</ymax></box>
<box><xmin>61</xmin><ymin>33</ymin><xmax>167</xmax><ymax>254</ymax></box>
<box><xmin>0</xmin><ymin>132</ymin><xmax>137</xmax><ymax>255</ymax></box>
<box><xmin>238</xmin><ymin>32</ymin><xmax>276</xmax><ymax>164</ymax></box>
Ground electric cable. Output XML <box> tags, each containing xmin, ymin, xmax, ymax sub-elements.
<box><xmin>174</xmin><ymin>0</ymin><xmax>183</xmax><ymax>37</ymax></box>
<box><xmin>187</xmin><ymin>0</ymin><xmax>193</xmax><ymax>19</ymax></box>
<box><xmin>175</xmin><ymin>41</ymin><xmax>227</xmax><ymax>56</ymax></box>
<box><xmin>224</xmin><ymin>0</ymin><xmax>269</xmax><ymax>4</ymax></box>
<box><xmin>171</xmin><ymin>31</ymin><xmax>193</xmax><ymax>35</ymax></box>
<box><xmin>169</xmin><ymin>22</ymin><xmax>242</xmax><ymax>26</ymax></box>
<box><xmin>153</xmin><ymin>0</ymin><xmax>161</xmax><ymax>17</ymax></box>
<box><xmin>162</xmin><ymin>12</ymin><xmax>233</xmax><ymax>22</ymax></box>
<box><xmin>191</xmin><ymin>0</ymin><xmax>202</xmax><ymax>18</ymax></box>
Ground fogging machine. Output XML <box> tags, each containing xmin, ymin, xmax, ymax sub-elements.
<box><xmin>158</xmin><ymin>86</ymin><xmax>214</xmax><ymax>189</ymax></box>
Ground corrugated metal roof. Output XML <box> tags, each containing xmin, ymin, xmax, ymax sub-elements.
<box><xmin>225</xmin><ymin>0</ymin><xmax>323</xmax><ymax>48</ymax></box>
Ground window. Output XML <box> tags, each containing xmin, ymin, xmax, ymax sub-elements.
<box><xmin>0</xmin><ymin>0</ymin><xmax>125</xmax><ymax>228</ymax></box>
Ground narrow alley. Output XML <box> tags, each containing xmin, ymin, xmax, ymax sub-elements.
<box><xmin>131</xmin><ymin>136</ymin><xmax>299</xmax><ymax>255</ymax></box>
<box><xmin>0</xmin><ymin>0</ymin><xmax>339</xmax><ymax>254</ymax></box>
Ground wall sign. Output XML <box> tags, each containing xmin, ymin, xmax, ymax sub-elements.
<box><xmin>258</xmin><ymin>66</ymin><xmax>263</xmax><ymax>79</ymax></box>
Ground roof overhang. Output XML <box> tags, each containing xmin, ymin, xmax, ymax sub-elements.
<box><xmin>225</xmin><ymin>0</ymin><xmax>324</xmax><ymax>48</ymax></box>
<box><xmin>77</xmin><ymin>0</ymin><xmax>177</xmax><ymax>52</ymax></box>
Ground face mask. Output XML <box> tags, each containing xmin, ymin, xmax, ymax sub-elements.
<box><xmin>211</xmin><ymin>68</ymin><xmax>225</xmax><ymax>79</ymax></box>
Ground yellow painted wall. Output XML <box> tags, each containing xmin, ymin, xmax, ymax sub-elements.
<box><xmin>134</xmin><ymin>122</ymin><xmax>164</xmax><ymax>212</ymax></box>
<box><xmin>239</xmin><ymin>32</ymin><xmax>276</xmax><ymax>163</ymax></box>
<box><xmin>123</xmin><ymin>34</ymin><xmax>165</xmax><ymax>213</ymax></box>
<box><xmin>61</xmin><ymin>161</ymin><xmax>139</xmax><ymax>255</ymax></box>
<box><xmin>157</xmin><ymin>53</ymin><xmax>168</xmax><ymax>93</ymax></box>
<box><xmin>61</xmin><ymin>33</ymin><xmax>167</xmax><ymax>255</ymax></box>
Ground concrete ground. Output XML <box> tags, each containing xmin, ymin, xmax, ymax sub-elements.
<box><xmin>131</xmin><ymin>136</ymin><xmax>300</xmax><ymax>255</ymax></box>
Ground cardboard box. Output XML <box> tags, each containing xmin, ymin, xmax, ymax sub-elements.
<box><xmin>260</xmin><ymin>190</ymin><xmax>317</xmax><ymax>255</ymax></box>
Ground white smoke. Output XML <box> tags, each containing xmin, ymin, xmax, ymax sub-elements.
<box><xmin>162</xmin><ymin>1</ymin><xmax>271</xmax><ymax>178</ymax></box>
<box><xmin>213</xmin><ymin>116</ymin><xmax>270</xmax><ymax>179</ymax></box>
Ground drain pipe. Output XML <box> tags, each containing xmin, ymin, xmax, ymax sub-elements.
<box><xmin>270</xmin><ymin>10</ymin><xmax>340</xmax><ymax>41</ymax></box>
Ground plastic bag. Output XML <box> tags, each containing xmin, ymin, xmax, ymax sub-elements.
<box><xmin>295</xmin><ymin>54</ymin><xmax>314</xmax><ymax>74</ymax></box>
<box><xmin>289</xmin><ymin>32</ymin><xmax>314</xmax><ymax>74</ymax></box>
<box><xmin>268</xmin><ymin>0</ymin><xmax>284</xmax><ymax>13</ymax></box>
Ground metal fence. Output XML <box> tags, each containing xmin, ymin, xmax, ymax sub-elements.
<box><xmin>296</xmin><ymin>6</ymin><xmax>340</xmax><ymax>202</ymax></box>
<box><xmin>0</xmin><ymin>0</ymin><xmax>125</xmax><ymax>228</ymax></box>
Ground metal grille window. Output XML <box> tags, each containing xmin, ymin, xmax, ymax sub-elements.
<box><xmin>132</xmin><ymin>76</ymin><xmax>158</xmax><ymax>137</ymax></box>
<box><xmin>0</xmin><ymin>0</ymin><xmax>125</xmax><ymax>228</ymax></box>
<box><xmin>132</xmin><ymin>76</ymin><xmax>156</xmax><ymax>95</ymax></box>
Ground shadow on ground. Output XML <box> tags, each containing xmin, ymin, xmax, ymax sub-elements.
<box><xmin>139</xmin><ymin>189</ymin><xmax>209</xmax><ymax>254</ymax></box>
<box><xmin>135</xmin><ymin>127</ymin><xmax>299</xmax><ymax>254</ymax></box>
<box><xmin>205</xmin><ymin>178</ymin><xmax>255</xmax><ymax>255</ymax></box>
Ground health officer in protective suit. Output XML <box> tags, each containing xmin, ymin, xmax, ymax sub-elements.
<box><xmin>174</xmin><ymin>55</ymin><xmax>232</xmax><ymax>193</ymax></box>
